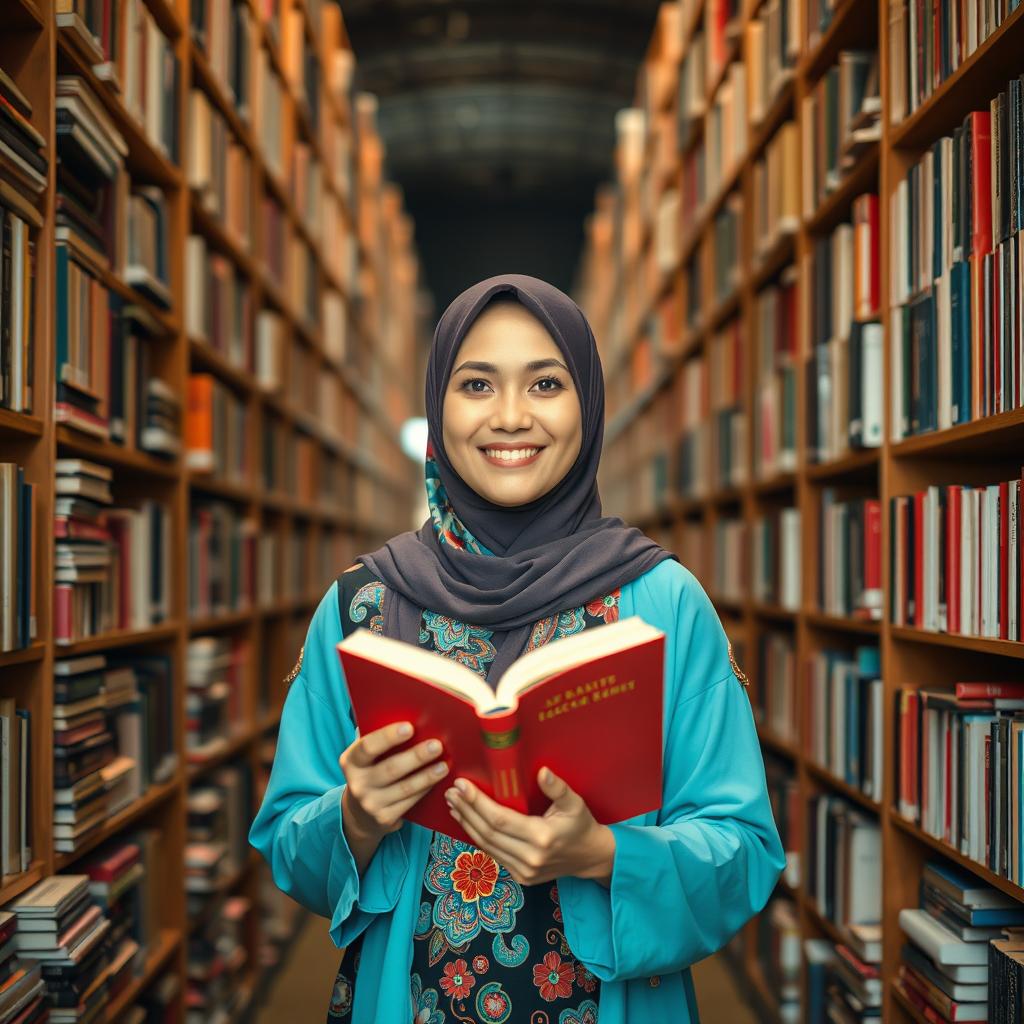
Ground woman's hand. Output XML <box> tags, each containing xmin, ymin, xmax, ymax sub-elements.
<box><xmin>339</xmin><ymin>721</ymin><xmax>448</xmax><ymax>872</ymax></box>
<box><xmin>444</xmin><ymin>768</ymin><xmax>616</xmax><ymax>888</ymax></box>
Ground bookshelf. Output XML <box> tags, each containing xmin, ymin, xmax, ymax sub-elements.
<box><xmin>0</xmin><ymin>0</ymin><xmax>420</xmax><ymax>1017</ymax></box>
<box><xmin>578</xmin><ymin>0</ymin><xmax>1024</xmax><ymax>1021</ymax></box>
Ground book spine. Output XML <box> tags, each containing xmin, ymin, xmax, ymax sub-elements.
<box><xmin>477</xmin><ymin>710</ymin><xmax>528</xmax><ymax>815</ymax></box>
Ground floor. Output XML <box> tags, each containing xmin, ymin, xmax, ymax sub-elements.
<box><xmin>253</xmin><ymin>914</ymin><xmax>762</xmax><ymax>1023</ymax></box>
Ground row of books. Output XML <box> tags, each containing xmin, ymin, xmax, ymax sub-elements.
<box><xmin>800</xmin><ymin>50</ymin><xmax>880</xmax><ymax>217</ymax></box>
<box><xmin>889</xmin><ymin>0</ymin><xmax>1021</xmax><ymax>121</ymax></box>
<box><xmin>818</xmin><ymin>491</ymin><xmax>883</xmax><ymax>621</ymax></box>
<box><xmin>0</xmin><ymin>66</ymin><xmax>47</xmax><ymax>200</ymax></box>
<box><xmin>807</xmin><ymin>195</ymin><xmax>883</xmax><ymax>463</ymax></box>
<box><xmin>54</xmin><ymin>654</ymin><xmax>176</xmax><ymax>854</ymax></box>
<box><xmin>805</xmin><ymin>647</ymin><xmax>884</xmax><ymax>802</ymax></box>
<box><xmin>185</xmin><ymin>235</ymin><xmax>254</xmax><ymax>372</ymax></box>
<box><xmin>186</xmin><ymin>637</ymin><xmax>248</xmax><ymax>764</ymax></box>
<box><xmin>0</xmin><ymin>200</ymin><xmax>38</xmax><ymax>415</ymax></box>
<box><xmin>752</xmin><ymin>269</ymin><xmax>797</xmax><ymax>479</ymax></box>
<box><xmin>757</xmin><ymin>898</ymin><xmax>801</xmax><ymax>1022</ymax></box>
<box><xmin>184</xmin><ymin>374</ymin><xmax>248</xmax><ymax>483</ymax></box>
<box><xmin>744</xmin><ymin>0</ymin><xmax>800</xmax><ymax>129</ymax></box>
<box><xmin>890</xmin><ymin>476</ymin><xmax>1023</xmax><ymax>640</ymax></box>
<box><xmin>890</xmin><ymin>80</ymin><xmax>1024</xmax><ymax>438</ymax></box>
<box><xmin>757</xmin><ymin>632</ymin><xmax>798</xmax><ymax>744</ymax></box>
<box><xmin>765</xmin><ymin>755</ymin><xmax>801</xmax><ymax>890</ymax></box>
<box><xmin>751</xmin><ymin>121</ymin><xmax>798</xmax><ymax>259</ymax></box>
<box><xmin>0</xmin><ymin>464</ymin><xmax>35</xmax><ymax>652</ymax></box>
<box><xmin>261</xmin><ymin>421</ymin><xmax>318</xmax><ymax>504</ymax></box>
<box><xmin>58</xmin><ymin>0</ymin><xmax>180</xmax><ymax>161</ymax></box>
<box><xmin>805</xmin><ymin>937</ymin><xmax>881</xmax><ymax>1023</ymax></box>
<box><xmin>190</xmin><ymin>0</ymin><xmax>255</xmax><ymax>126</ymax></box>
<box><xmin>751</xmin><ymin>508</ymin><xmax>801</xmax><ymax>610</ymax></box>
<box><xmin>54</xmin><ymin>460</ymin><xmax>171</xmax><ymax>646</ymax></box>
<box><xmin>709</xmin><ymin>321</ymin><xmax>746</xmax><ymax>489</ymax></box>
<box><xmin>0</xmin><ymin>698</ymin><xmax>31</xmax><ymax>877</ymax></box>
<box><xmin>187</xmin><ymin>88</ymin><xmax>253</xmax><ymax>250</ymax></box>
<box><xmin>896</xmin><ymin>683</ymin><xmax>1024</xmax><ymax>877</ymax></box>
<box><xmin>188</xmin><ymin>502</ymin><xmax>257</xmax><ymax>620</ymax></box>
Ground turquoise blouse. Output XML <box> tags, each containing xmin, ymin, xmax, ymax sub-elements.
<box><xmin>249</xmin><ymin>559</ymin><xmax>785</xmax><ymax>1023</ymax></box>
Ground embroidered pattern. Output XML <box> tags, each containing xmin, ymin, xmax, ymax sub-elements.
<box><xmin>728</xmin><ymin>641</ymin><xmax>749</xmax><ymax>688</ymax></box>
<box><xmin>283</xmin><ymin>645</ymin><xmax>304</xmax><ymax>685</ymax></box>
<box><xmin>425</xmin><ymin>443</ymin><xmax>492</xmax><ymax>555</ymax></box>
<box><xmin>419</xmin><ymin>612</ymin><xmax>497</xmax><ymax>675</ymax></box>
<box><xmin>349</xmin><ymin>580</ymin><xmax>386</xmax><ymax>635</ymax></box>
<box><xmin>585</xmin><ymin>590</ymin><xmax>621</xmax><ymax>624</ymax></box>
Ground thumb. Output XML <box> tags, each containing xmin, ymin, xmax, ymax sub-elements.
<box><xmin>538</xmin><ymin>766</ymin><xmax>578</xmax><ymax>809</ymax></box>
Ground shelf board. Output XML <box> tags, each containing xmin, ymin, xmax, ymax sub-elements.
<box><xmin>8</xmin><ymin>0</ymin><xmax>44</xmax><ymax>28</ymax></box>
<box><xmin>0</xmin><ymin>861</ymin><xmax>46</xmax><ymax>906</ymax></box>
<box><xmin>189</xmin><ymin>197</ymin><xmax>259</xmax><ymax>284</ymax></box>
<box><xmin>751</xmin><ymin>470</ymin><xmax>797</xmax><ymax>495</ymax></box>
<box><xmin>707</xmin><ymin>285</ymin><xmax>743</xmax><ymax>332</ymax></box>
<box><xmin>752</xmin><ymin>602</ymin><xmax>798</xmax><ymax>623</ymax></box>
<box><xmin>804</xmin><ymin>760</ymin><xmax>882</xmax><ymax>814</ymax></box>
<box><xmin>891</xmin><ymin>6</ymin><xmax>1024</xmax><ymax>150</ymax></box>
<box><xmin>757</xmin><ymin>726</ymin><xmax>799</xmax><ymax>761</ymax></box>
<box><xmin>101</xmin><ymin>928</ymin><xmax>182</xmax><ymax>1023</ymax></box>
<box><xmin>710</xmin><ymin>484</ymin><xmax>745</xmax><ymax>505</ymax></box>
<box><xmin>800</xmin><ymin>0</ymin><xmax>879</xmax><ymax>83</ymax></box>
<box><xmin>804</xmin><ymin>610</ymin><xmax>881</xmax><ymax>636</ymax></box>
<box><xmin>800</xmin><ymin>892</ymin><xmax>854</xmax><ymax>949</ymax></box>
<box><xmin>891</xmin><ymin>407</ymin><xmax>1024</xmax><ymax>459</ymax></box>
<box><xmin>0</xmin><ymin>643</ymin><xmax>45</xmax><ymax>670</ymax></box>
<box><xmin>189</xmin><ymin>337</ymin><xmax>258</xmax><ymax>397</ymax></box>
<box><xmin>188</xmin><ymin>472</ymin><xmax>255</xmax><ymax>503</ymax></box>
<box><xmin>56</xmin><ymin>427</ymin><xmax>179</xmax><ymax>478</ymax></box>
<box><xmin>803</xmin><ymin>143</ymin><xmax>880</xmax><ymax>237</ymax></box>
<box><xmin>747</xmin><ymin>74</ymin><xmax>796</xmax><ymax>163</ymax></box>
<box><xmin>188</xmin><ymin>609</ymin><xmax>255</xmax><ymax>635</ymax></box>
<box><xmin>187</xmin><ymin>724</ymin><xmax>258</xmax><ymax>781</ymax></box>
<box><xmin>55</xmin><ymin>779</ymin><xmax>179</xmax><ymax>870</ymax></box>
<box><xmin>188</xmin><ymin>43</ymin><xmax>256</xmax><ymax>155</ymax></box>
<box><xmin>890</xmin><ymin>810</ymin><xmax>1024</xmax><ymax>903</ymax></box>
<box><xmin>56</xmin><ymin>622</ymin><xmax>180</xmax><ymax>657</ymax></box>
<box><xmin>750</xmin><ymin>229</ymin><xmax>797</xmax><ymax>291</ymax></box>
<box><xmin>0</xmin><ymin>407</ymin><xmax>44</xmax><ymax>439</ymax></box>
<box><xmin>890</xmin><ymin>625</ymin><xmax>1024</xmax><ymax>660</ymax></box>
<box><xmin>805</xmin><ymin>446</ymin><xmax>880</xmax><ymax>482</ymax></box>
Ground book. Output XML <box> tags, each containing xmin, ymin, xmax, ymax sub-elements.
<box><xmin>336</xmin><ymin>617</ymin><xmax>665</xmax><ymax>839</ymax></box>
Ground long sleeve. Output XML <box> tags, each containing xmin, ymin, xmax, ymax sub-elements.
<box><xmin>557</xmin><ymin>562</ymin><xmax>785</xmax><ymax>981</ymax></box>
<box><xmin>248</xmin><ymin>584</ymin><xmax>413</xmax><ymax>948</ymax></box>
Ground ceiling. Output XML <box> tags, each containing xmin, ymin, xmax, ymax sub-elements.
<box><xmin>340</xmin><ymin>0</ymin><xmax>663</xmax><ymax>311</ymax></box>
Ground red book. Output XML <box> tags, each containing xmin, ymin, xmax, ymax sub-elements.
<box><xmin>54</xmin><ymin>585</ymin><xmax>72</xmax><ymax>643</ymax></box>
<box><xmin>946</xmin><ymin>485</ymin><xmax>962</xmax><ymax>633</ymax></box>
<box><xmin>914</xmin><ymin>491</ymin><xmax>926</xmax><ymax>629</ymax></box>
<box><xmin>337</xmin><ymin>618</ymin><xmax>666</xmax><ymax>843</ymax></box>
<box><xmin>83</xmin><ymin>841</ymin><xmax>140</xmax><ymax>883</ymax></box>
<box><xmin>863</xmin><ymin>499</ymin><xmax>882</xmax><ymax>618</ymax></box>
<box><xmin>969</xmin><ymin>111</ymin><xmax>993</xmax><ymax>256</ymax></box>
<box><xmin>1000</xmin><ymin>480</ymin><xmax>1010</xmax><ymax>639</ymax></box>
<box><xmin>853</xmin><ymin>194</ymin><xmax>881</xmax><ymax>319</ymax></box>
<box><xmin>957</xmin><ymin>681</ymin><xmax>1024</xmax><ymax>699</ymax></box>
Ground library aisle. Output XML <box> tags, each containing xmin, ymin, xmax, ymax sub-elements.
<box><xmin>2</xmin><ymin>0</ymin><xmax>1024</xmax><ymax>1021</ymax></box>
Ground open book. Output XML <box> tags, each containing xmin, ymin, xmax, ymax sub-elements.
<box><xmin>337</xmin><ymin>616</ymin><xmax>665</xmax><ymax>842</ymax></box>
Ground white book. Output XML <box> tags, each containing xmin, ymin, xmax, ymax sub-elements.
<box><xmin>861</xmin><ymin>323</ymin><xmax>883</xmax><ymax>447</ymax></box>
<box><xmin>899</xmin><ymin>909</ymin><xmax>989</xmax><ymax>965</ymax></box>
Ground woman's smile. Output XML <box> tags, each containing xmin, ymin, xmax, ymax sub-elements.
<box><xmin>479</xmin><ymin>444</ymin><xmax>546</xmax><ymax>467</ymax></box>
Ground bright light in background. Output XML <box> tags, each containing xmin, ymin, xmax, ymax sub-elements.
<box><xmin>400</xmin><ymin>417</ymin><xmax>429</xmax><ymax>463</ymax></box>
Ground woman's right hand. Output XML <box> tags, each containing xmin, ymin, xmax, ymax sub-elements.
<box><xmin>339</xmin><ymin>721</ymin><xmax>448</xmax><ymax>843</ymax></box>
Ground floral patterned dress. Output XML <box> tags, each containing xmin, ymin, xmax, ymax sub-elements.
<box><xmin>329</xmin><ymin>561</ymin><xmax>617</xmax><ymax>1024</ymax></box>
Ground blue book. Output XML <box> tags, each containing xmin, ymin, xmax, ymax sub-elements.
<box><xmin>949</xmin><ymin>260</ymin><xmax>972</xmax><ymax>424</ymax></box>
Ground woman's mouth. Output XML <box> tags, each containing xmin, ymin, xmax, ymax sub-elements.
<box><xmin>479</xmin><ymin>446</ymin><xmax>544</xmax><ymax>467</ymax></box>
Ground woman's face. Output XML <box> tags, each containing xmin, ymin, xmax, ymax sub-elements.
<box><xmin>442</xmin><ymin>300</ymin><xmax>583</xmax><ymax>508</ymax></box>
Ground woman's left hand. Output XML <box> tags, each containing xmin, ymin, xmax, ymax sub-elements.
<box><xmin>444</xmin><ymin>768</ymin><xmax>616</xmax><ymax>887</ymax></box>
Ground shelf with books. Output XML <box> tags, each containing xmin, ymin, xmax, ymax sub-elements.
<box><xmin>101</xmin><ymin>927</ymin><xmax>183</xmax><ymax>1024</ymax></box>
<box><xmin>804</xmin><ymin>610</ymin><xmax>881</xmax><ymax>636</ymax></box>
<box><xmin>803</xmin><ymin>144</ymin><xmax>881</xmax><ymax>237</ymax></box>
<box><xmin>187</xmin><ymin>609</ymin><xmax>255</xmax><ymax>636</ymax></box>
<box><xmin>890</xmin><ymin>626</ymin><xmax>1024</xmax><ymax>662</ymax></box>
<box><xmin>804</xmin><ymin>446</ymin><xmax>879</xmax><ymax>482</ymax></box>
<box><xmin>0</xmin><ymin>860</ymin><xmax>46</xmax><ymax>906</ymax></box>
<box><xmin>889</xmin><ymin>5</ymin><xmax>1024</xmax><ymax>150</ymax></box>
<box><xmin>55</xmin><ymin>427</ymin><xmax>180</xmax><ymax>478</ymax></box>
<box><xmin>187</xmin><ymin>724</ymin><xmax>259</xmax><ymax>782</ymax></box>
<box><xmin>799</xmin><ymin>891</ymin><xmax>855</xmax><ymax>949</ymax></box>
<box><xmin>890</xmin><ymin>985</ymin><xmax>931</xmax><ymax>1024</ymax></box>
<box><xmin>55</xmin><ymin>622</ymin><xmax>182</xmax><ymax>657</ymax></box>
<box><xmin>805</xmin><ymin>759</ymin><xmax>882</xmax><ymax>815</ymax></box>
<box><xmin>890</xmin><ymin>407</ymin><xmax>1024</xmax><ymax>459</ymax></box>
<box><xmin>798</xmin><ymin>0</ymin><xmax>877</xmax><ymax>82</ymax></box>
<box><xmin>54</xmin><ymin>777</ymin><xmax>180</xmax><ymax>870</ymax></box>
<box><xmin>756</xmin><ymin>726</ymin><xmax>799</xmax><ymax>761</ymax></box>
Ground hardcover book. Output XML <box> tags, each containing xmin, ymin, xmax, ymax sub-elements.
<box><xmin>337</xmin><ymin>616</ymin><xmax>665</xmax><ymax>842</ymax></box>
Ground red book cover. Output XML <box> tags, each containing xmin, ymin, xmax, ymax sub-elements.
<box><xmin>54</xmin><ymin>585</ymin><xmax>72</xmax><ymax>643</ymax></box>
<box><xmin>914</xmin><ymin>491</ymin><xmax>926</xmax><ymax>629</ymax></box>
<box><xmin>946</xmin><ymin>485</ymin><xmax>962</xmax><ymax>633</ymax></box>
<box><xmin>338</xmin><ymin>622</ymin><xmax>665</xmax><ymax>844</ymax></box>
<box><xmin>864</xmin><ymin>499</ymin><xmax>882</xmax><ymax>617</ymax></box>
<box><xmin>999</xmin><ymin>480</ymin><xmax>1010</xmax><ymax>639</ymax></box>
<box><xmin>956</xmin><ymin>682</ymin><xmax>1024</xmax><ymax>699</ymax></box>
<box><xmin>969</xmin><ymin>111</ymin><xmax>993</xmax><ymax>257</ymax></box>
<box><xmin>84</xmin><ymin>841</ymin><xmax>140</xmax><ymax>883</ymax></box>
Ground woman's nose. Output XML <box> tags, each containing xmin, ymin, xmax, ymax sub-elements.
<box><xmin>489</xmin><ymin>390</ymin><xmax>532</xmax><ymax>431</ymax></box>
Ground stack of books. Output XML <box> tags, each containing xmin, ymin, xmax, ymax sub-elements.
<box><xmin>186</xmin><ymin>896</ymin><xmax>251</xmax><ymax>1024</ymax></box>
<box><xmin>764</xmin><ymin>755</ymin><xmax>801</xmax><ymax>889</ymax></box>
<box><xmin>757</xmin><ymin>898</ymin><xmax>801</xmax><ymax>1022</ymax></box>
<box><xmin>187</xmin><ymin>503</ymin><xmax>256</xmax><ymax>618</ymax></box>
<box><xmin>0</xmin><ymin>463</ymin><xmax>35</xmax><ymax>653</ymax></box>
<box><xmin>54</xmin><ymin>460</ymin><xmax>171</xmax><ymax>645</ymax></box>
<box><xmin>895</xmin><ymin>860</ymin><xmax>1022</xmax><ymax>1021</ymax></box>
<box><xmin>10</xmin><ymin>875</ymin><xmax>112</xmax><ymax>1024</ymax></box>
<box><xmin>805</xmin><ymin>934</ymin><xmax>883</xmax><ymax>1023</ymax></box>
<box><xmin>0</xmin><ymin>66</ymin><xmax>46</xmax><ymax>200</ymax></box>
<box><xmin>0</xmin><ymin>910</ymin><xmax>45</xmax><ymax>1024</ymax></box>
<box><xmin>756</xmin><ymin>631</ymin><xmax>798</xmax><ymax>743</ymax></box>
<box><xmin>817</xmin><ymin>490</ymin><xmax>883</xmax><ymax>621</ymax></box>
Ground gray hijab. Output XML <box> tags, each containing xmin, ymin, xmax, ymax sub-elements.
<box><xmin>358</xmin><ymin>273</ymin><xmax>674</xmax><ymax>683</ymax></box>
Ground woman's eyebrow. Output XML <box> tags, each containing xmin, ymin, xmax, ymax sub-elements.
<box><xmin>452</xmin><ymin>358</ymin><xmax>569</xmax><ymax>374</ymax></box>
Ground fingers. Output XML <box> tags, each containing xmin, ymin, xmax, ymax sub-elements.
<box><xmin>348</xmin><ymin>721</ymin><xmax>414</xmax><ymax>768</ymax></box>
<box><xmin>375</xmin><ymin>758</ymin><xmax>450</xmax><ymax>811</ymax></box>
<box><xmin>368</xmin><ymin>737</ymin><xmax>445</xmax><ymax>788</ymax></box>
<box><xmin>537</xmin><ymin>767</ymin><xmax>581</xmax><ymax>812</ymax></box>
<box><xmin>446</xmin><ymin>787</ymin><xmax>536</xmax><ymax>865</ymax></box>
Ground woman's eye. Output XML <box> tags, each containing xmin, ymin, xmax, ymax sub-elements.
<box><xmin>460</xmin><ymin>378</ymin><xmax>491</xmax><ymax>394</ymax></box>
<box><xmin>533</xmin><ymin>377</ymin><xmax>564</xmax><ymax>393</ymax></box>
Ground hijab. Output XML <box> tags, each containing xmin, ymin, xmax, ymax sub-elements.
<box><xmin>357</xmin><ymin>273</ymin><xmax>675</xmax><ymax>683</ymax></box>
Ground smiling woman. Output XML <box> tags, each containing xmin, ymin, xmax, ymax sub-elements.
<box><xmin>249</xmin><ymin>273</ymin><xmax>784</xmax><ymax>1024</ymax></box>
<box><xmin>443</xmin><ymin>298</ymin><xmax>583</xmax><ymax>507</ymax></box>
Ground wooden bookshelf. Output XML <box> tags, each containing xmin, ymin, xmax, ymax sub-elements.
<box><xmin>578</xmin><ymin>1</ymin><xmax>1024</xmax><ymax>1021</ymax></box>
<box><xmin>0</xmin><ymin>0</ymin><xmax>421</xmax><ymax>1015</ymax></box>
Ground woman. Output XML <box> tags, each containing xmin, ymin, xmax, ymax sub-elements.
<box><xmin>250</xmin><ymin>273</ymin><xmax>784</xmax><ymax>1024</ymax></box>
